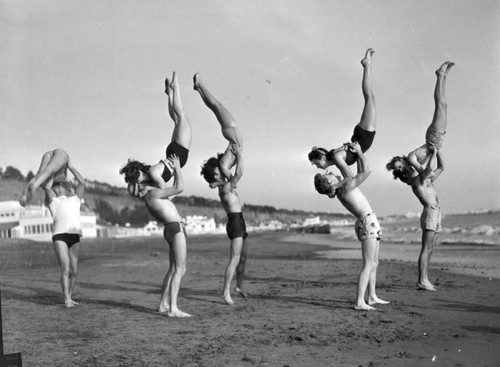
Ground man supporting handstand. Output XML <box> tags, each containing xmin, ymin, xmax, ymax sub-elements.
<box><xmin>314</xmin><ymin>142</ymin><xmax>389</xmax><ymax>310</ymax></box>
<box><xmin>405</xmin><ymin>148</ymin><xmax>444</xmax><ymax>291</ymax></box>
<box><xmin>196</xmin><ymin>74</ymin><xmax>248</xmax><ymax>305</ymax></box>
<box><xmin>43</xmin><ymin>161</ymin><xmax>85</xmax><ymax>308</ymax></box>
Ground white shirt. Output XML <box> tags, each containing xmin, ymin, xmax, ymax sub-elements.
<box><xmin>48</xmin><ymin>195</ymin><xmax>83</xmax><ymax>236</ymax></box>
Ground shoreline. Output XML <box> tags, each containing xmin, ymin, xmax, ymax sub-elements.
<box><xmin>280</xmin><ymin>233</ymin><xmax>500</xmax><ymax>279</ymax></box>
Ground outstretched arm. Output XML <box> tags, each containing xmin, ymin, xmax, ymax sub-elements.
<box><xmin>42</xmin><ymin>178</ymin><xmax>55</xmax><ymax>206</ymax></box>
<box><xmin>431</xmin><ymin>151</ymin><xmax>444</xmax><ymax>182</ymax></box>
<box><xmin>420</xmin><ymin>147</ymin><xmax>439</xmax><ymax>181</ymax></box>
<box><xmin>229</xmin><ymin>144</ymin><xmax>243</xmax><ymax>190</ymax></box>
<box><xmin>68</xmin><ymin>162</ymin><xmax>86</xmax><ymax>199</ymax></box>
<box><xmin>344</xmin><ymin>142</ymin><xmax>371</xmax><ymax>190</ymax></box>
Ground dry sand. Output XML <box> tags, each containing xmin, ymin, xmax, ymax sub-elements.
<box><xmin>1</xmin><ymin>232</ymin><xmax>499</xmax><ymax>366</ymax></box>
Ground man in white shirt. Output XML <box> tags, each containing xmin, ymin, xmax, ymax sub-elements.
<box><xmin>44</xmin><ymin>162</ymin><xmax>85</xmax><ymax>308</ymax></box>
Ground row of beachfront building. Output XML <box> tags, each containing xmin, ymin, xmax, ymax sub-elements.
<box><xmin>0</xmin><ymin>200</ymin><xmax>299</xmax><ymax>242</ymax></box>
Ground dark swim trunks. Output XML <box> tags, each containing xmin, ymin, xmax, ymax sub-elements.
<box><xmin>226</xmin><ymin>212</ymin><xmax>248</xmax><ymax>240</ymax></box>
<box><xmin>52</xmin><ymin>233</ymin><xmax>81</xmax><ymax>248</ymax></box>
<box><xmin>163</xmin><ymin>222</ymin><xmax>186</xmax><ymax>243</ymax></box>
<box><xmin>345</xmin><ymin>125</ymin><xmax>376</xmax><ymax>165</ymax></box>
<box><xmin>166</xmin><ymin>141</ymin><xmax>189</xmax><ymax>167</ymax></box>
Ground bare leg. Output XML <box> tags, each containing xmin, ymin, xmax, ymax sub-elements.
<box><xmin>428</xmin><ymin>61</ymin><xmax>454</xmax><ymax>134</ymax></box>
<box><xmin>169</xmin><ymin>72</ymin><xmax>192</xmax><ymax>150</ymax></box>
<box><xmin>158</xmin><ymin>245</ymin><xmax>175</xmax><ymax>313</ymax></box>
<box><xmin>357</xmin><ymin>48</ymin><xmax>377</xmax><ymax>132</ymax></box>
<box><xmin>355</xmin><ymin>239</ymin><xmax>377</xmax><ymax>310</ymax></box>
<box><xmin>19</xmin><ymin>149</ymin><xmax>69</xmax><ymax>207</ymax></box>
<box><xmin>367</xmin><ymin>240</ymin><xmax>389</xmax><ymax>305</ymax></box>
<box><xmin>167</xmin><ymin>233</ymin><xmax>192</xmax><ymax>317</ymax></box>
<box><xmin>221</xmin><ymin>237</ymin><xmax>243</xmax><ymax>305</ymax></box>
<box><xmin>417</xmin><ymin>230</ymin><xmax>437</xmax><ymax>291</ymax></box>
<box><xmin>193</xmin><ymin>73</ymin><xmax>242</xmax><ymax>177</ymax></box>
<box><xmin>68</xmin><ymin>243</ymin><xmax>80</xmax><ymax>305</ymax></box>
<box><xmin>234</xmin><ymin>239</ymin><xmax>248</xmax><ymax>298</ymax></box>
<box><xmin>53</xmin><ymin>241</ymin><xmax>78</xmax><ymax>308</ymax></box>
<box><xmin>164</xmin><ymin>76</ymin><xmax>176</xmax><ymax>123</ymax></box>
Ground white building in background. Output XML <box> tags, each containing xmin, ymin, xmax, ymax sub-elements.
<box><xmin>184</xmin><ymin>215</ymin><xmax>219</xmax><ymax>234</ymax></box>
<box><xmin>0</xmin><ymin>200</ymin><xmax>97</xmax><ymax>241</ymax></box>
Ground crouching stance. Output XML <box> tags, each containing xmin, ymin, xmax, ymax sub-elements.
<box><xmin>125</xmin><ymin>155</ymin><xmax>192</xmax><ymax>317</ymax></box>
<box><xmin>43</xmin><ymin>161</ymin><xmax>85</xmax><ymax>308</ymax></box>
<box><xmin>314</xmin><ymin>142</ymin><xmax>388</xmax><ymax>310</ymax></box>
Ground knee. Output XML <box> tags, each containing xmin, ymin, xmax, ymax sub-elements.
<box><xmin>176</xmin><ymin>263</ymin><xmax>187</xmax><ymax>276</ymax></box>
<box><xmin>436</xmin><ymin>100</ymin><xmax>447</xmax><ymax>111</ymax></box>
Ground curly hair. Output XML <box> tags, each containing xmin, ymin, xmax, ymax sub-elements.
<box><xmin>314</xmin><ymin>173</ymin><xmax>336</xmax><ymax>197</ymax></box>
<box><xmin>119</xmin><ymin>159</ymin><xmax>150</xmax><ymax>184</ymax></box>
<box><xmin>386</xmin><ymin>156</ymin><xmax>408</xmax><ymax>183</ymax></box>
<box><xmin>200</xmin><ymin>154</ymin><xmax>223</xmax><ymax>184</ymax></box>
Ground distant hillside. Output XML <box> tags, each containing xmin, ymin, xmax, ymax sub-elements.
<box><xmin>0</xmin><ymin>177</ymin><xmax>350</xmax><ymax>226</ymax></box>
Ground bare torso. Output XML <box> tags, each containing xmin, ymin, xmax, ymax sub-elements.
<box><xmin>218</xmin><ymin>182</ymin><xmax>242</xmax><ymax>214</ymax></box>
<box><xmin>144</xmin><ymin>194</ymin><xmax>181</xmax><ymax>224</ymax></box>
<box><xmin>410</xmin><ymin>176</ymin><xmax>439</xmax><ymax>207</ymax></box>
<box><xmin>336</xmin><ymin>186</ymin><xmax>374</xmax><ymax>219</ymax></box>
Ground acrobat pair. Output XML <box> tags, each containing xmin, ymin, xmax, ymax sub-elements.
<box><xmin>121</xmin><ymin>72</ymin><xmax>249</xmax><ymax>315</ymax></box>
<box><xmin>312</xmin><ymin>49</ymin><xmax>454</xmax><ymax>311</ymax></box>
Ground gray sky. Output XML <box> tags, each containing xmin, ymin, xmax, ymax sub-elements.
<box><xmin>1</xmin><ymin>0</ymin><xmax>499</xmax><ymax>216</ymax></box>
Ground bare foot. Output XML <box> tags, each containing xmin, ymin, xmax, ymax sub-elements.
<box><xmin>167</xmin><ymin>309</ymin><xmax>192</xmax><ymax>318</ymax></box>
<box><xmin>416</xmin><ymin>282</ymin><xmax>437</xmax><ymax>291</ymax></box>
<box><xmin>64</xmin><ymin>299</ymin><xmax>78</xmax><ymax>308</ymax></box>
<box><xmin>220</xmin><ymin>293</ymin><xmax>234</xmax><ymax>305</ymax></box>
<box><xmin>234</xmin><ymin>287</ymin><xmax>248</xmax><ymax>298</ymax></box>
<box><xmin>445</xmin><ymin>61</ymin><xmax>455</xmax><ymax>75</ymax></box>
<box><xmin>19</xmin><ymin>184</ymin><xmax>34</xmax><ymax>207</ymax></box>
<box><xmin>164</xmin><ymin>77</ymin><xmax>170</xmax><ymax>95</ymax></box>
<box><xmin>354</xmin><ymin>303</ymin><xmax>375</xmax><ymax>311</ymax></box>
<box><xmin>158</xmin><ymin>304</ymin><xmax>169</xmax><ymax>313</ymax></box>
<box><xmin>361</xmin><ymin>48</ymin><xmax>375</xmax><ymax>66</ymax></box>
<box><xmin>169</xmin><ymin>71</ymin><xmax>178</xmax><ymax>91</ymax></box>
<box><xmin>193</xmin><ymin>73</ymin><xmax>202</xmax><ymax>91</ymax></box>
<box><xmin>368</xmin><ymin>296</ymin><xmax>390</xmax><ymax>305</ymax></box>
<box><xmin>436</xmin><ymin>61</ymin><xmax>453</xmax><ymax>76</ymax></box>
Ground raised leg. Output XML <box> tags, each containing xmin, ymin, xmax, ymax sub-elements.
<box><xmin>357</xmin><ymin>48</ymin><xmax>377</xmax><ymax>132</ymax></box>
<box><xmin>19</xmin><ymin>149</ymin><xmax>69</xmax><ymax>207</ymax></box>
<box><xmin>417</xmin><ymin>230</ymin><xmax>437</xmax><ymax>291</ymax></box>
<box><xmin>221</xmin><ymin>237</ymin><xmax>243</xmax><ymax>305</ymax></box>
<box><xmin>194</xmin><ymin>73</ymin><xmax>242</xmax><ymax>177</ymax></box>
<box><xmin>429</xmin><ymin>61</ymin><xmax>454</xmax><ymax>133</ymax></box>
<box><xmin>169</xmin><ymin>72</ymin><xmax>192</xmax><ymax>150</ymax></box>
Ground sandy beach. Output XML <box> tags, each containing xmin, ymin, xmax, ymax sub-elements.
<box><xmin>1</xmin><ymin>232</ymin><xmax>500</xmax><ymax>367</ymax></box>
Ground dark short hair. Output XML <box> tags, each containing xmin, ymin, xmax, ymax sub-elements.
<box><xmin>314</xmin><ymin>173</ymin><xmax>335</xmax><ymax>197</ymax></box>
<box><xmin>119</xmin><ymin>159</ymin><xmax>150</xmax><ymax>183</ymax></box>
<box><xmin>200</xmin><ymin>155</ymin><xmax>222</xmax><ymax>184</ymax></box>
<box><xmin>386</xmin><ymin>156</ymin><xmax>408</xmax><ymax>182</ymax></box>
<box><xmin>52</xmin><ymin>180</ymin><xmax>73</xmax><ymax>190</ymax></box>
<box><xmin>308</xmin><ymin>147</ymin><xmax>330</xmax><ymax>162</ymax></box>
